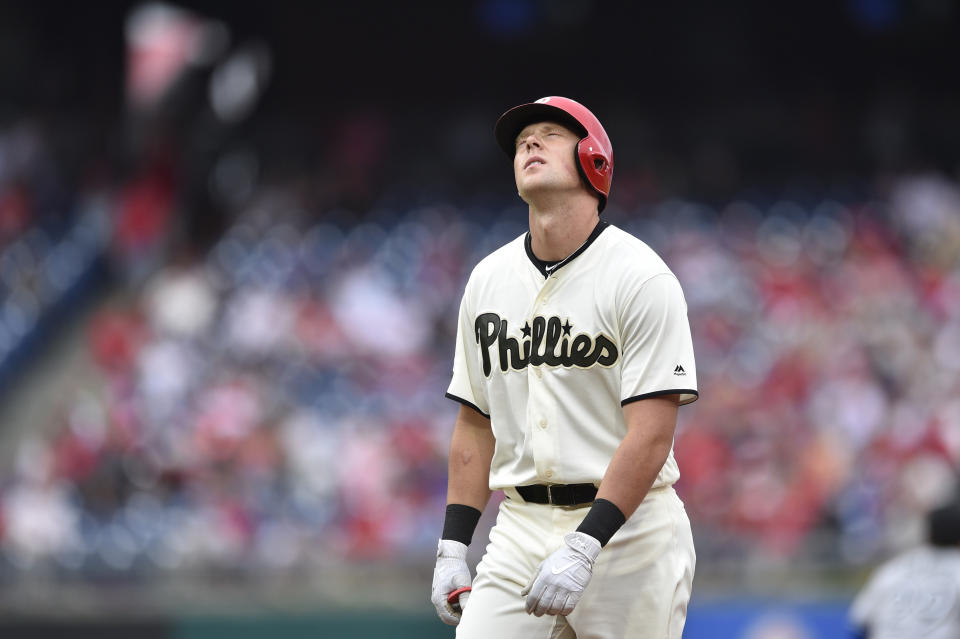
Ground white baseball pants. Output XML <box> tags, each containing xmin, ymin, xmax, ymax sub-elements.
<box><xmin>456</xmin><ymin>485</ymin><xmax>695</xmax><ymax>639</ymax></box>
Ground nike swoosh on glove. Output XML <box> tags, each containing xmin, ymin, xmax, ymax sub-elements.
<box><xmin>521</xmin><ymin>531</ymin><xmax>602</xmax><ymax>617</ymax></box>
<box><xmin>431</xmin><ymin>539</ymin><xmax>472</xmax><ymax>625</ymax></box>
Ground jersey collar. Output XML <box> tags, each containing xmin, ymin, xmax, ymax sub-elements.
<box><xmin>525</xmin><ymin>219</ymin><xmax>609</xmax><ymax>278</ymax></box>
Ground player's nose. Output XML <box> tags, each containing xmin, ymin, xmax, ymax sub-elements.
<box><xmin>519</xmin><ymin>133</ymin><xmax>541</xmax><ymax>151</ymax></box>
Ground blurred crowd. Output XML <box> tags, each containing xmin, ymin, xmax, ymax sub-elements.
<box><xmin>0</xmin><ymin>120</ymin><xmax>111</xmax><ymax>386</ymax></box>
<box><xmin>1</xmin><ymin>114</ymin><xmax>959</xmax><ymax>586</ymax></box>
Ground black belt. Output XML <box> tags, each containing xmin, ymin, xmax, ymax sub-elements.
<box><xmin>514</xmin><ymin>483</ymin><xmax>597</xmax><ymax>506</ymax></box>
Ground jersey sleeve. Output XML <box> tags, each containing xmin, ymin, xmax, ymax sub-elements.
<box><xmin>445</xmin><ymin>286</ymin><xmax>491</xmax><ymax>418</ymax></box>
<box><xmin>618</xmin><ymin>273</ymin><xmax>698</xmax><ymax>406</ymax></box>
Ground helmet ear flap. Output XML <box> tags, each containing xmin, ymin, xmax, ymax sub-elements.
<box><xmin>576</xmin><ymin>140</ymin><xmax>612</xmax><ymax>212</ymax></box>
<box><xmin>586</xmin><ymin>148</ymin><xmax>610</xmax><ymax>175</ymax></box>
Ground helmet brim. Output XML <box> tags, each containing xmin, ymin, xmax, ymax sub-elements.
<box><xmin>494</xmin><ymin>103</ymin><xmax>588</xmax><ymax>156</ymax></box>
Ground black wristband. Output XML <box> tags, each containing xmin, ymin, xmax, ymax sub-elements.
<box><xmin>576</xmin><ymin>498</ymin><xmax>626</xmax><ymax>547</ymax></box>
<box><xmin>441</xmin><ymin>504</ymin><xmax>483</xmax><ymax>546</ymax></box>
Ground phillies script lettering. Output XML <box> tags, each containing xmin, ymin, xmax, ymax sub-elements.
<box><xmin>474</xmin><ymin>313</ymin><xmax>619</xmax><ymax>376</ymax></box>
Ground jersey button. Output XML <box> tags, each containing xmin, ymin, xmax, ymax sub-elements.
<box><xmin>535</xmin><ymin>368</ymin><xmax>542</xmax><ymax>378</ymax></box>
<box><xmin>545</xmin><ymin>470</ymin><xmax>553</xmax><ymax>479</ymax></box>
<box><xmin>539</xmin><ymin>418</ymin><xmax>547</xmax><ymax>429</ymax></box>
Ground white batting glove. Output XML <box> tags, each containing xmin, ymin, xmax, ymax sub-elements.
<box><xmin>521</xmin><ymin>531</ymin><xmax>601</xmax><ymax>617</ymax></box>
<box><xmin>431</xmin><ymin>539</ymin><xmax>472</xmax><ymax>625</ymax></box>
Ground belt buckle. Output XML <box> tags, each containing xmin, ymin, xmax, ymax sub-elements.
<box><xmin>546</xmin><ymin>485</ymin><xmax>555</xmax><ymax>505</ymax></box>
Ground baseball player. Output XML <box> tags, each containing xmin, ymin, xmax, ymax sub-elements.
<box><xmin>431</xmin><ymin>96</ymin><xmax>699</xmax><ymax>638</ymax></box>
<box><xmin>849</xmin><ymin>498</ymin><xmax>960</xmax><ymax>639</ymax></box>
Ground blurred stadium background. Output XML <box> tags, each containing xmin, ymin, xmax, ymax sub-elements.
<box><xmin>0</xmin><ymin>1</ymin><xmax>959</xmax><ymax>637</ymax></box>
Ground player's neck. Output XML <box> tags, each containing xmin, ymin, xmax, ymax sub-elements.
<box><xmin>527</xmin><ymin>197</ymin><xmax>600</xmax><ymax>262</ymax></box>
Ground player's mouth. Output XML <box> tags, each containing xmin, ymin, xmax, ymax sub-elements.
<box><xmin>524</xmin><ymin>156</ymin><xmax>546</xmax><ymax>170</ymax></box>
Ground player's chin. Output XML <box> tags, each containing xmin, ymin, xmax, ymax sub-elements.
<box><xmin>517</xmin><ymin>179</ymin><xmax>554</xmax><ymax>201</ymax></box>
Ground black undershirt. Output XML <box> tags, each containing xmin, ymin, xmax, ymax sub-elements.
<box><xmin>524</xmin><ymin>219</ymin><xmax>609</xmax><ymax>278</ymax></box>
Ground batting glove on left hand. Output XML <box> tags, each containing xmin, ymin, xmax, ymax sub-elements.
<box><xmin>521</xmin><ymin>531</ymin><xmax>602</xmax><ymax>617</ymax></box>
<box><xmin>431</xmin><ymin>539</ymin><xmax>472</xmax><ymax>625</ymax></box>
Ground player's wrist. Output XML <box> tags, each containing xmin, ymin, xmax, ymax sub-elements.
<box><xmin>575</xmin><ymin>498</ymin><xmax>626</xmax><ymax>547</ymax></box>
<box><xmin>437</xmin><ymin>538</ymin><xmax>468</xmax><ymax>560</ymax></box>
<box><xmin>441</xmin><ymin>503</ymin><xmax>483</xmax><ymax>546</ymax></box>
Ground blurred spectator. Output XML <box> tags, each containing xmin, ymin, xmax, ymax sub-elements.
<box><xmin>112</xmin><ymin>145</ymin><xmax>178</xmax><ymax>285</ymax></box>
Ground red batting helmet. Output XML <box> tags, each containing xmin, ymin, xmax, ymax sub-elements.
<box><xmin>494</xmin><ymin>96</ymin><xmax>613</xmax><ymax>212</ymax></box>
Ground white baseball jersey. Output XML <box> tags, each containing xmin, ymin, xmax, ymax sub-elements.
<box><xmin>849</xmin><ymin>546</ymin><xmax>960</xmax><ymax>639</ymax></box>
<box><xmin>446</xmin><ymin>221</ymin><xmax>698</xmax><ymax>491</ymax></box>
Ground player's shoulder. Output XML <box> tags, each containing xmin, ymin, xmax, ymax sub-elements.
<box><xmin>598</xmin><ymin>223</ymin><xmax>675</xmax><ymax>281</ymax></box>
<box><xmin>873</xmin><ymin>546</ymin><xmax>939</xmax><ymax>582</ymax></box>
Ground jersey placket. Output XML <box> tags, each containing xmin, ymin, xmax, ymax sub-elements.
<box><xmin>527</xmin><ymin>272</ymin><xmax>560</xmax><ymax>482</ymax></box>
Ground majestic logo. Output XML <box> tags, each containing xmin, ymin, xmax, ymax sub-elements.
<box><xmin>674</xmin><ymin>365</ymin><xmax>686</xmax><ymax>376</ymax></box>
<box><xmin>474</xmin><ymin>313</ymin><xmax>619</xmax><ymax>376</ymax></box>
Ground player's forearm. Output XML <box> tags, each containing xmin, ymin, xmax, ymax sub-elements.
<box><xmin>595</xmin><ymin>396</ymin><xmax>679</xmax><ymax>519</ymax></box>
<box><xmin>446</xmin><ymin>406</ymin><xmax>495</xmax><ymax>511</ymax></box>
